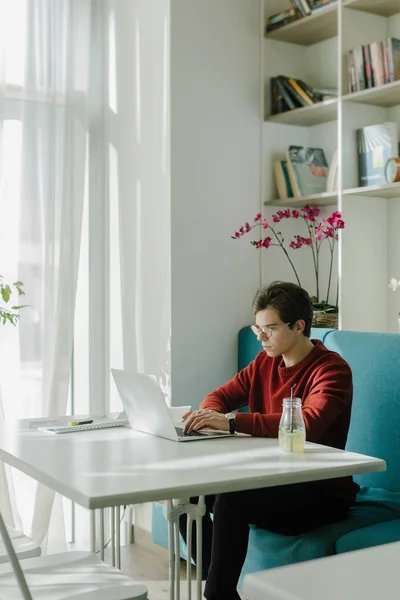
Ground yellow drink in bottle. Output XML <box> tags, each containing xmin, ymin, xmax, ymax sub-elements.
<box><xmin>278</xmin><ymin>429</ymin><xmax>306</xmax><ymax>453</ymax></box>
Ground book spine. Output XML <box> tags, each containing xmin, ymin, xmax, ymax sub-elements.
<box><xmin>391</xmin><ymin>38</ymin><xmax>400</xmax><ymax>81</ymax></box>
<box><xmin>270</xmin><ymin>77</ymin><xmax>277</xmax><ymax>115</ymax></box>
<box><xmin>362</xmin><ymin>45</ymin><xmax>373</xmax><ymax>88</ymax></box>
<box><xmin>281</xmin><ymin>161</ymin><xmax>294</xmax><ymax>197</ymax></box>
<box><xmin>309</xmin><ymin>0</ymin><xmax>337</xmax><ymax>9</ymax></box>
<box><xmin>275</xmin><ymin>77</ymin><xmax>297</xmax><ymax>111</ymax></box>
<box><xmin>285</xmin><ymin>154</ymin><xmax>302</xmax><ymax>197</ymax></box>
<box><xmin>354</xmin><ymin>46</ymin><xmax>366</xmax><ymax>91</ymax></box>
<box><xmin>348</xmin><ymin>50</ymin><xmax>357</xmax><ymax>93</ymax></box>
<box><xmin>287</xmin><ymin>78</ymin><xmax>314</xmax><ymax>105</ymax></box>
<box><xmin>266</xmin><ymin>9</ymin><xmax>300</xmax><ymax>32</ymax></box>
<box><xmin>274</xmin><ymin>161</ymin><xmax>294</xmax><ymax>199</ymax></box>
<box><xmin>382</xmin><ymin>40</ymin><xmax>390</xmax><ymax>84</ymax></box>
<box><xmin>280</xmin><ymin>77</ymin><xmax>303</xmax><ymax>108</ymax></box>
<box><xmin>370</xmin><ymin>41</ymin><xmax>384</xmax><ymax>87</ymax></box>
<box><xmin>290</xmin><ymin>0</ymin><xmax>309</xmax><ymax>17</ymax></box>
<box><xmin>296</xmin><ymin>79</ymin><xmax>318</xmax><ymax>102</ymax></box>
<box><xmin>298</xmin><ymin>0</ymin><xmax>312</xmax><ymax>15</ymax></box>
<box><xmin>387</xmin><ymin>38</ymin><xmax>395</xmax><ymax>82</ymax></box>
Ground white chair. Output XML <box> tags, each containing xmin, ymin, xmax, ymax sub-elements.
<box><xmin>0</xmin><ymin>527</ymin><xmax>41</xmax><ymax>564</ymax></box>
<box><xmin>0</xmin><ymin>510</ymin><xmax>148</xmax><ymax>600</ymax></box>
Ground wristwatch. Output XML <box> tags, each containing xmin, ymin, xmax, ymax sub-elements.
<box><xmin>225</xmin><ymin>412</ymin><xmax>236</xmax><ymax>435</ymax></box>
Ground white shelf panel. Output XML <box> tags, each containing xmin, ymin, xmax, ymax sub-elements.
<box><xmin>265</xmin><ymin>183</ymin><xmax>400</xmax><ymax>208</ymax></box>
<box><xmin>343</xmin><ymin>80</ymin><xmax>400</xmax><ymax>107</ymax></box>
<box><xmin>344</xmin><ymin>182</ymin><xmax>400</xmax><ymax>198</ymax></box>
<box><xmin>343</xmin><ymin>0</ymin><xmax>400</xmax><ymax>17</ymax></box>
<box><xmin>264</xmin><ymin>192</ymin><xmax>338</xmax><ymax>208</ymax></box>
<box><xmin>264</xmin><ymin>4</ymin><xmax>338</xmax><ymax>46</ymax></box>
<box><xmin>265</xmin><ymin>99</ymin><xmax>338</xmax><ymax>127</ymax></box>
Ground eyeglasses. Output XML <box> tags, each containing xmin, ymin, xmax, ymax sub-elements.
<box><xmin>250</xmin><ymin>323</ymin><xmax>292</xmax><ymax>338</ymax></box>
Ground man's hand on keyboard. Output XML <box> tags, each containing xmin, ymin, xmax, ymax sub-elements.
<box><xmin>183</xmin><ymin>409</ymin><xmax>229</xmax><ymax>435</ymax></box>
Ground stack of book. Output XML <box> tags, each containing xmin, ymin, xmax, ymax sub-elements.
<box><xmin>270</xmin><ymin>75</ymin><xmax>336</xmax><ymax>115</ymax></box>
<box><xmin>266</xmin><ymin>0</ymin><xmax>337</xmax><ymax>34</ymax></box>
<box><xmin>274</xmin><ymin>145</ymin><xmax>336</xmax><ymax>200</ymax></box>
<box><xmin>348</xmin><ymin>38</ymin><xmax>400</xmax><ymax>93</ymax></box>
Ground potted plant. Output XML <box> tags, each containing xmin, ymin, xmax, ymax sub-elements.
<box><xmin>232</xmin><ymin>205</ymin><xmax>345</xmax><ymax>328</ymax></box>
<box><xmin>0</xmin><ymin>276</ymin><xmax>25</xmax><ymax>325</ymax></box>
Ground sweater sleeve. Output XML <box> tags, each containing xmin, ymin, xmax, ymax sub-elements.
<box><xmin>300</xmin><ymin>361</ymin><xmax>353</xmax><ymax>442</ymax></box>
<box><xmin>199</xmin><ymin>359</ymin><xmax>256</xmax><ymax>413</ymax></box>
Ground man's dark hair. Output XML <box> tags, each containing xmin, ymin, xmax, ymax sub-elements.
<box><xmin>252</xmin><ymin>281</ymin><xmax>313</xmax><ymax>338</ymax></box>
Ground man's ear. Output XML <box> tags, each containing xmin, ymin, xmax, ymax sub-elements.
<box><xmin>296</xmin><ymin>319</ymin><xmax>306</xmax><ymax>335</ymax></box>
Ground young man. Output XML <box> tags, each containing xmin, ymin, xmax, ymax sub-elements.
<box><xmin>181</xmin><ymin>281</ymin><xmax>359</xmax><ymax>600</ymax></box>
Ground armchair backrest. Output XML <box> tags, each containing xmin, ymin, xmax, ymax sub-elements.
<box><xmin>323</xmin><ymin>330</ymin><xmax>400</xmax><ymax>492</ymax></box>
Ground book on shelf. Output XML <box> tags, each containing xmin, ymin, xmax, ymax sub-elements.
<box><xmin>265</xmin><ymin>0</ymin><xmax>337</xmax><ymax>34</ymax></box>
<box><xmin>308</xmin><ymin>0</ymin><xmax>337</xmax><ymax>10</ymax></box>
<box><xmin>286</xmin><ymin>145</ymin><xmax>329</xmax><ymax>196</ymax></box>
<box><xmin>290</xmin><ymin>0</ymin><xmax>311</xmax><ymax>17</ymax></box>
<box><xmin>270</xmin><ymin>75</ymin><xmax>321</xmax><ymax>115</ymax></box>
<box><xmin>265</xmin><ymin>8</ymin><xmax>301</xmax><ymax>33</ymax></box>
<box><xmin>326</xmin><ymin>149</ymin><xmax>338</xmax><ymax>192</ymax></box>
<box><xmin>312</xmin><ymin>87</ymin><xmax>338</xmax><ymax>101</ymax></box>
<box><xmin>348</xmin><ymin>38</ymin><xmax>400</xmax><ymax>93</ymax></box>
<box><xmin>356</xmin><ymin>122</ymin><xmax>399</xmax><ymax>188</ymax></box>
<box><xmin>274</xmin><ymin>160</ymin><xmax>294</xmax><ymax>200</ymax></box>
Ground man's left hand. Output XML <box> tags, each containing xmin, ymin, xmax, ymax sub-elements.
<box><xmin>183</xmin><ymin>409</ymin><xmax>229</xmax><ymax>434</ymax></box>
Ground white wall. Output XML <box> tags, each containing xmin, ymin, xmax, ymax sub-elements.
<box><xmin>170</xmin><ymin>0</ymin><xmax>262</xmax><ymax>407</ymax></box>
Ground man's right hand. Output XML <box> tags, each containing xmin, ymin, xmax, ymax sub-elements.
<box><xmin>181</xmin><ymin>408</ymin><xmax>214</xmax><ymax>421</ymax></box>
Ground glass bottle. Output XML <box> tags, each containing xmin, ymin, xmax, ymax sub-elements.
<box><xmin>278</xmin><ymin>397</ymin><xmax>306</xmax><ymax>453</ymax></box>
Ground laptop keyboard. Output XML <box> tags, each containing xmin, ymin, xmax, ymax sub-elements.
<box><xmin>175</xmin><ymin>426</ymin><xmax>207</xmax><ymax>438</ymax></box>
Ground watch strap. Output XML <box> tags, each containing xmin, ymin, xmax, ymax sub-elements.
<box><xmin>227</xmin><ymin>415</ymin><xmax>235</xmax><ymax>434</ymax></box>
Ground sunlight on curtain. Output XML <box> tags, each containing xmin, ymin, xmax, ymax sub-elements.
<box><xmin>0</xmin><ymin>0</ymin><xmax>92</xmax><ymax>551</ymax></box>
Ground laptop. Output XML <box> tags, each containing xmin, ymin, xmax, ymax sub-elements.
<box><xmin>111</xmin><ymin>369</ymin><xmax>233</xmax><ymax>442</ymax></box>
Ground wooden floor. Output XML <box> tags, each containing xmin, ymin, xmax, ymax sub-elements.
<box><xmin>105</xmin><ymin>526</ymin><xmax>191</xmax><ymax>582</ymax></box>
<box><xmin>108</xmin><ymin>527</ymin><xmax>249</xmax><ymax>600</ymax></box>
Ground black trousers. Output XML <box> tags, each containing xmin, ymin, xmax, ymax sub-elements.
<box><xmin>179</xmin><ymin>483</ymin><xmax>352</xmax><ymax>600</ymax></box>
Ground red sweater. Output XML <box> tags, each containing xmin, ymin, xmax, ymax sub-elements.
<box><xmin>200</xmin><ymin>340</ymin><xmax>360</xmax><ymax>501</ymax></box>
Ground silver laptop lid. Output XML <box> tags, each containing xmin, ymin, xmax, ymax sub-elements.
<box><xmin>111</xmin><ymin>369</ymin><xmax>178</xmax><ymax>441</ymax></box>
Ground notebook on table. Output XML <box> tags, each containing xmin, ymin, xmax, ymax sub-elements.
<box><xmin>38</xmin><ymin>418</ymin><xmax>129</xmax><ymax>434</ymax></box>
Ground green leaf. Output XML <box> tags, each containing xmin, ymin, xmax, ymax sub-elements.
<box><xmin>13</xmin><ymin>282</ymin><xmax>25</xmax><ymax>296</ymax></box>
<box><xmin>1</xmin><ymin>285</ymin><xmax>11</xmax><ymax>303</ymax></box>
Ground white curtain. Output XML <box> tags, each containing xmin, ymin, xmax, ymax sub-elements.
<box><xmin>0</xmin><ymin>0</ymin><xmax>93</xmax><ymax>549</ymax></box>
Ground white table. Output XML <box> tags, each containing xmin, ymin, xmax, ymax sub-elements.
<box><xmin>0</xmin><ymin>421</ymin><xmax>386</xmax><ymax>600</ymax></box>
<box><xmin>243</xmin><ymin>540</ymin><xmax>400</xmax><ymax>600</ymax></box>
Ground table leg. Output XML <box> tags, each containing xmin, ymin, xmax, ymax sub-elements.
<box><xmin>186</xmin><ymin>513</ymin><xmax>193</xmax><ymax>600</ymax></box>
<box><xmin>111</xmin><ymin>506</ymin><xmax>116</xmax><ymax>566</ymax></box>
<box><xmin>174</xmin><ymin>517</ymin><xmax>181</xmax><ymax>600</ymax></box>
<box><xmin>115</xmin><ymin>504</ymin><xmax>121</xmax><ymax>569</ymax></box>
<box><xmin>195</xmin><ymin>496</ymin><xmax>205</xmax><ymax>600</ymax></box>
<box><xmin>99</xmin><ymin>509</ymin><xmax>105</xmax><ymax>561</ymax></box>
<box><xmin>90</xmin><ymin>509</ymin><xmax>96</xmax><ymax>554</ymax></box>
<box><xmin>167</xmin><ymin>500</ymin><xmax>175</xmax><ymax>600</ymax></box>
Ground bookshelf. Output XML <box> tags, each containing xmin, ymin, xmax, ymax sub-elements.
<box><xmin>343</xmin><ymin>0</ymin><xmax>400</xmax><ymax>17</ymax></box>
<box><xmin>265</xmin><ymin>183</ymin><xmax>400</xmax><ymax>208</ymax></box>
<box><xmin>343</xmin><ymin>80</ymin><xmax>400</xmax><ymax>107</ymax></box>
<box><xmin>344</xmin><ymin>182</ymin><xmax>400</xmax><ymax>198</ymax></box>
<box><xmin>265</xmin><ymin>191</ymin><xmax>338</xmax><ymax>208</ymax></box>
<box><xmin>265</xmin><ymin>4</ymin><xmax>338</xmax><ymax>45</ymax></box>
<box><xmin>265</xmin><ymin>98</ymin><xmax>337</xmax><ymax>126</ymax></box>
<box><xmin>261</xmin><ymin>0</ymin><xmax>400</xmax><ymax>333</ymax></box>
